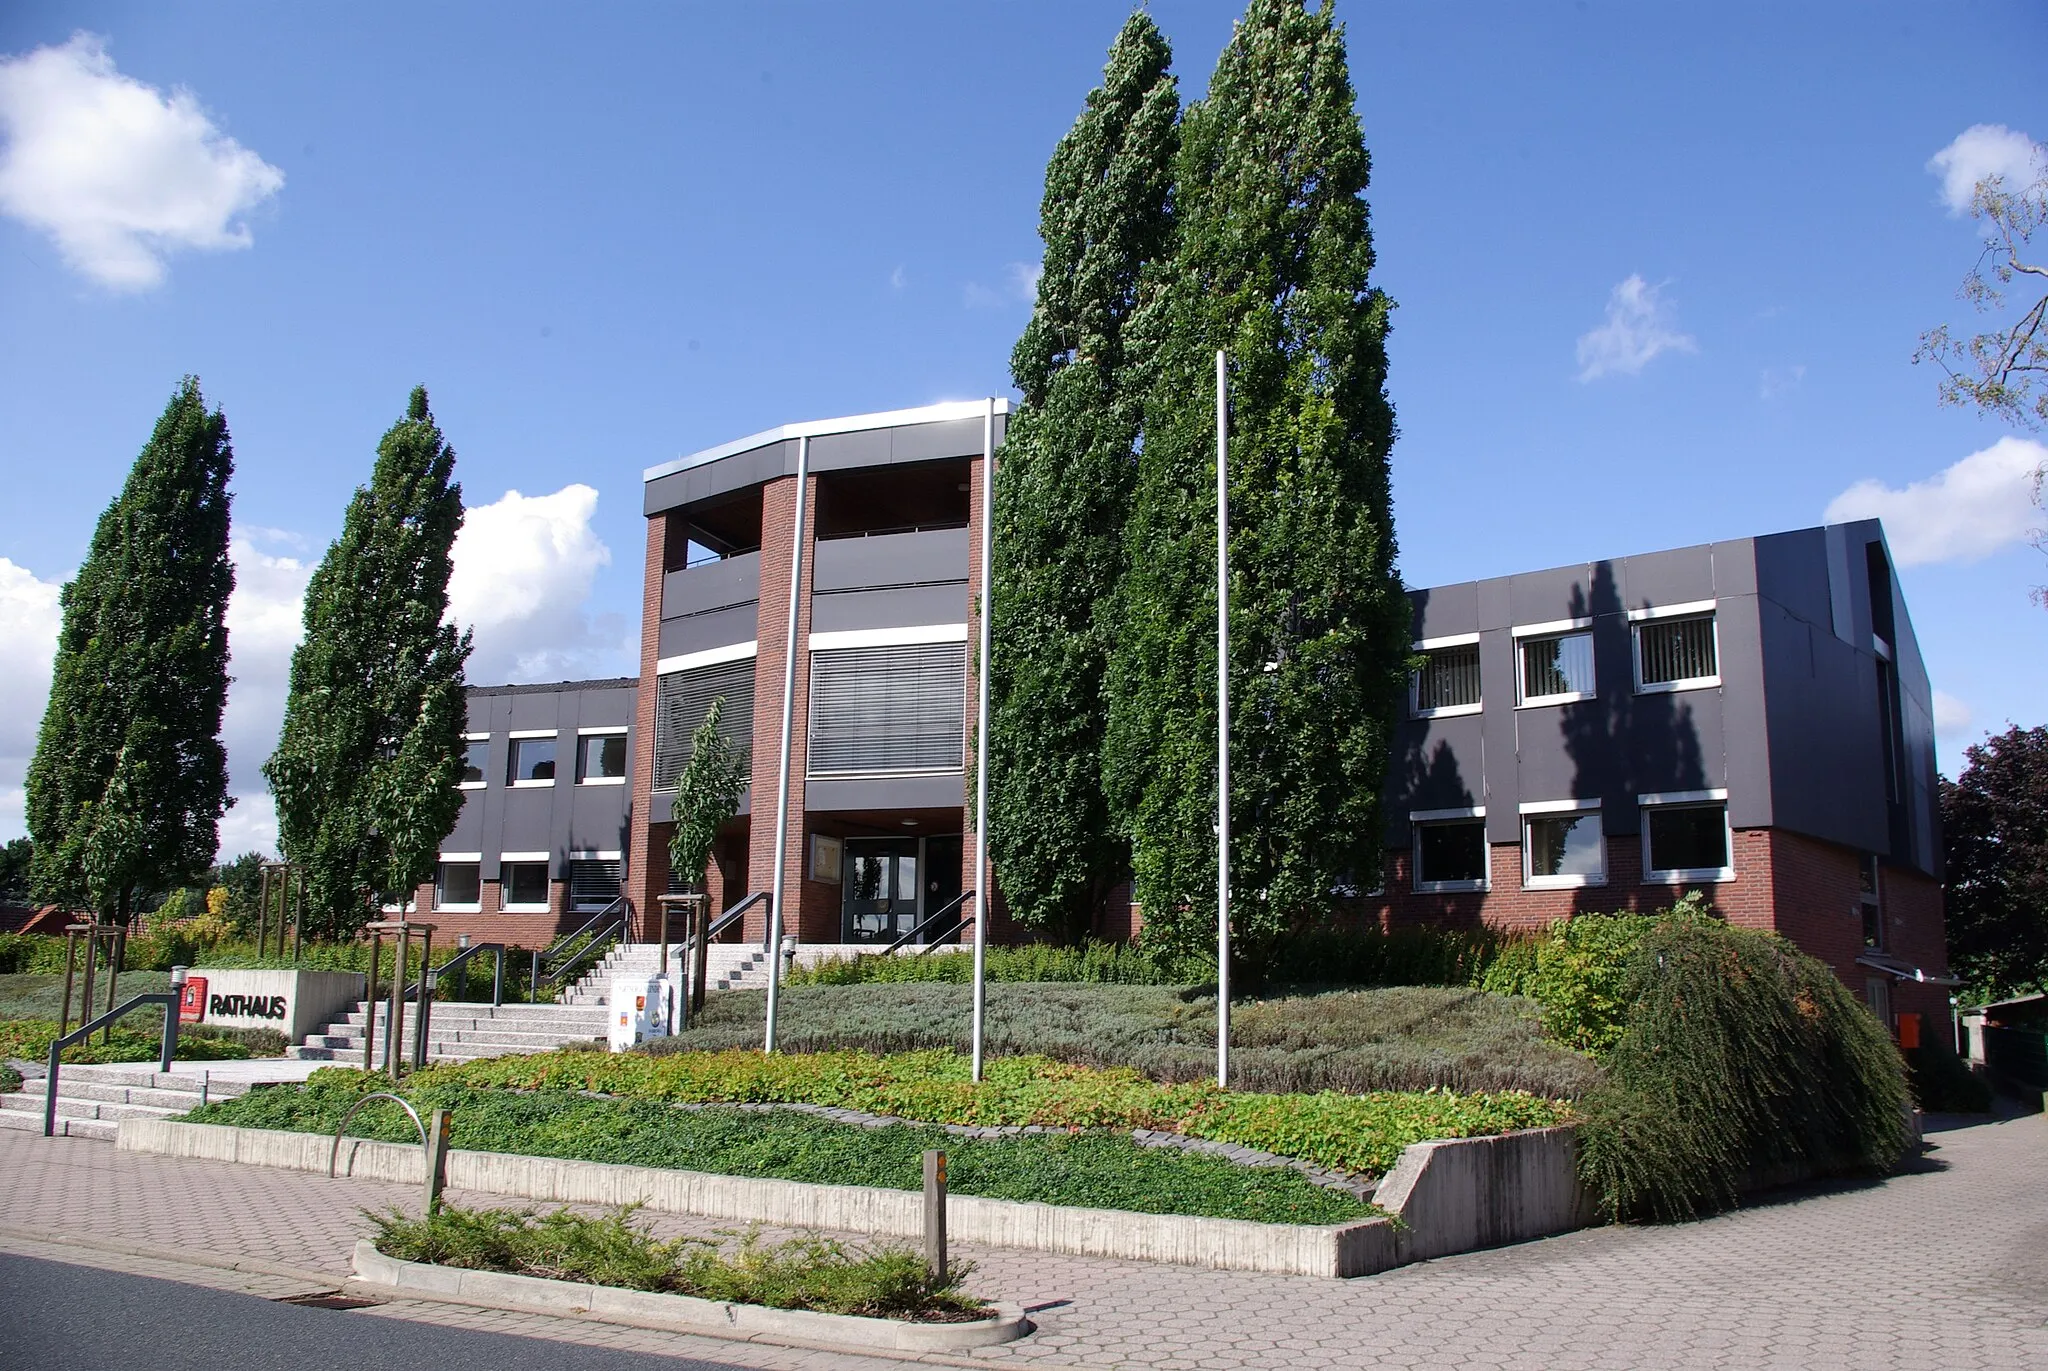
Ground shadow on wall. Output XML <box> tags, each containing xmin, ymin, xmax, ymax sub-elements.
<box><xmin>1558</xmin><ymin>560</ymin><xmax>1706</xmax><ymax>916</ymax></box>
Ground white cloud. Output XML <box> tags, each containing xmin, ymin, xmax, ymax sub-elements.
<box><xmin>1575</xmin><ymin>274</ymin><xmax>1697</xmax><ymax>382</ymax></box>
<box><xmin>1824</xmin><ymin>436</ymin><xmax>2047</xmax><ymax>567</ymax></box>
<box><xmin>1007</xmin><ymin>260</ymin><xmax>1043</xmax><ymax>300</ymax></box>
<box><xmin>448</xmin><ymin>484</ymin><xmax>628</xmax><ymax>684</ymax></box>
<box><xmin>962</xmin><ymin>260</ymin><xmax>1043</xmax><ymax>309</ymax></box>
<box><xmin>1759</xmin><ymin>364</ymin><xmax>1806</xmax><ymax>401</ymax></box>
<box><xmin>1932</xmin><ymin>690</ymin><xmax>1974</xmax><ymax>739</ymax></box>
<box><xmin>213</xmin><ymin>531</ymin><xmax>314</xmax><ymax>857</ymax></box>
<box><xmin>1927</xmin><ymin>123</ymin><xmax>2042</xmax><ymax>215</ymax></box>
<box><xmin>0</xmin><ymin>33</ymin><xmax>283</xmax><ymax>290</ymax></box>
<box><xmin>0</xmin><ymin>558</ymin><xmax>64</xmax><ymax>840</ymax></box>
<box><xmin>889</xmin><ymin>265</ymin><xmax>907</xmax><ymax>290</ymax></box>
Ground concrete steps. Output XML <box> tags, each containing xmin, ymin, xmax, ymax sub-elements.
<box><xmin>0</xmin><ymin>1062</ymin><xmax>250</xmax><ymax>1141</ymax></box>
<box><xmin>561</xmin><ymin>944</ymin><xmax>779</xmax><ymax>1005</ymax></box>
<box><xmin>288</xmin><ymin>1001</ymin><xmax>608</xmax><ymax>1064</ymax></box>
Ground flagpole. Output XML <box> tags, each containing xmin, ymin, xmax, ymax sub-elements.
<box><xmin>765</xmin><ymin>434</ymin><xmax>810</xmax><ymax>1054</ymax></box>
<box><xmin>1215</xmin><ymin>350</ymin><xmax>1231</xmax><ymax>1091</ymax></box>
<box><xmin>971</xmin><ymin>399</ymin><xmax>995</xmax><ymax>1082</ymax></box>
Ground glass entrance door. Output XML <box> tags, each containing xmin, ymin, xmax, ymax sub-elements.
<box><xmin>842</xmin><ymin>838</ymin><xmax>918</xmax><ymax>943</ymax></box>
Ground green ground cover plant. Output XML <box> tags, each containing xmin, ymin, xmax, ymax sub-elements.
<box><xmin>0</xmin><ymin>936</ymin><xmax>562</xmax><ymax>1003</ymax></box>
<box><xmin>656</xmin><ymin>982</ymin><xmax>1601</xmax><ymax>1098</ymax></box>
<box><xmin>0</xmin><ymin>1016</ymin><xmax>272</xmax><ymax>1064</ymax></box>
<box><xmin>368</xmin><ymin>1203</ymin><xmax>988</xmax><ymax>1320</ymax></box>
<box><xmin>195</xmin><ymin>1072</ymin><xmax>1378</xmax><ymax>1223</ymax></box>
<box><xmin>0</xmin><ymin>1063</ymin><xmax>21</xmax><ymax>1093</ymax></box>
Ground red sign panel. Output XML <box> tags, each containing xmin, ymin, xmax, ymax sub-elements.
<box><xmin>179</xmin><ymin>976</ymin><xmax>208</xmax><ymax>1023</ymax></box>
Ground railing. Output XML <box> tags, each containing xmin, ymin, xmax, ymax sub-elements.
<box><xmin>879</xmin><ymin>890</ymin><xmax>976</xmax><ymax>957</ymax></box>
<box><xmin>44</xmin><ymin>990</ymin><xmax>179</xmax><ymax>1137</ymax></box>
<box><xmin>408</xmin><ymin>941</ymin><xmax>507</xmax><ymax>1008</ymax></box>
<box><xmin>529</xmin><ymin>897</ymin><xmax>628</xmax><ymax>1001</ymax></box>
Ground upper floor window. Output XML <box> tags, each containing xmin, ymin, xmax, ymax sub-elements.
<box><xmin>458</xmin><ymin>735</ymin><xmax>489</xmax><ymax>788</ymax></box>
<box><xmin>653</xmin><ymin>653</ymin><xmax>755</xmax><ymax>792</ymax></box>
<box><xmin>808</xmin><ymin>637</ymin><xmax>966</xmax><ymax>777</ymax></box>
<box><xmin>1641</xmin><ymin>790</ymin><xmax>1734</xmax><ymax>883</ymax></box>
<box><xmin>577</xmin><ymin>730</ymin><xmax>628</xmax><ymax>785</ymax></box>
<box><xmin>508</xmin><ymin>734</ymin><xmax>558</xmax><ymax>786</ymax></box>
<box><xmin>1630</xmin><ymin>603</ymin><xmax>1719</xmax><ymax>692</ymax></box>
<box><xmin>1412</xmin><ymin>638</ymin><xmax>1481</xmax><ymax>717</ymax></box>
<box><xmin>1516</xmin><ymin>621</ymin><xmax>1595</xmax><ymax>706</ymax></box>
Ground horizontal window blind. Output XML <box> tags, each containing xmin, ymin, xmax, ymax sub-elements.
<box><xmin>568</xmin><ymin>859</ymin><xmax>622</xmax><ymax>908</ymax></box>
<box><xmin>1415</xmin><ymin>644</ymin><xmax>1482</xmax><ymax>711</ymax></box>
<box><xmin>808</xmin><ymin>643</ymin><xmax>966</xmax><ymax>776</ymax></box>
<box><xmin>653</xmin><ymin>659</ymin><xmax>754</xmax><ymax>791</ymax></box>
<box><xmin>1636</xmin><ymin>615</ymin><xmax>1717</xmax><ymax>685</ymax></box>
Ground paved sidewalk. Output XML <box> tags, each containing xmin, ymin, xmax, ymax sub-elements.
<box><xmin>2</xmin><ymin>1113</ymin><xmax>2044</xmax><ymax>1370</ymax></box>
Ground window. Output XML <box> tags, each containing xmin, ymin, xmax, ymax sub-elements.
<box><xmin>508</xmin><ymin>736</ymin><xmax>557</xmax><ymax>785</ymax></box>
<box><xmin>458</xmin><ymin>736</ymin><xmax>489</xmax><ymax>788</ymax></box>
<box><xmin>1642</xmin><ymin>792</ymin><xmax>1733</xmax><ymax>882</ymax></box>
<box><xmin>1516</xmin><ymin>628</ymin><xmax>1595</xmax><ymax>705</ymax></box>
<box><xmin>1412</xmin><ymin>639</ymin><xmax>1481</xmax><ymax>716</ymax></box>
<box><xmin>577</xmin><ymin>731</ymin><xmax>627</xmax><ymax>784</ymax></box>
<box><xmin>808</xmin><ymin>641</ymin><xmax>967</xmax><ymax>776</ymax></box>
<box><xmin>1411</xmin><ymin>810</ymin><xmax>1488</xmax><ymax>891</ymax></box>
<box><xmin>568</xmin><ymin>858</ymin><xmax>622</xmax><ymax>911</ymax></box>
<box><xmin>1860</xmin><ymin>855</ymin><xmax>1885</xmax><ymax>951</ymax></box>
<box><xmin>1523</xmin><ymin>804</ymin><xmax>1605</xmax><ymax>887</ymax></box>
<box><xmin>435</xmin><ymin>862</ymin><xmax>481</xmax><ymax>911</ymax></box>
<box><xmin>501</xmin><ymin>860</ymin><xmax>551</xmax><ymax>911</ymax></box>
<box><xmin>1631</xmin><ymin>606</ymin><xmax>1718</xmax><ymax>691</ymax></box>
<box><xmin>653</xmin><ymin>657</ymin><xmax>754</xmax><ymax>791</ymax></box>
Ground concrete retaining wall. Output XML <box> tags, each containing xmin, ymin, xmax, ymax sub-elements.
<box><xmin>119</xmin><ymin>1117</ymin><xmax>1595</xmax><ymax>1278</ymax></box>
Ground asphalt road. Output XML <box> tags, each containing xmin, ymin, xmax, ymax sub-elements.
<box><xmin>0</xmin><ymin>1254</ymin><xmax>747</xmax><ymax>1371</ymax></box>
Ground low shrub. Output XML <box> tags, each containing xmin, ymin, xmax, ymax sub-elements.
<box><xmin>0</xmin><ymin>1016</ymin><xmax>257</xmax><ymax>1065</ymax></box>
<box><xmin>1481</xmin><ymin>896</ymin><xmax>1718</xmax><ymax>1055</ymax></box>
<box><xmin>0</xmin><ymin>933</ymin><xmax>70</xmax><ymax>976</ymax></box>
<box><xmin>0</xmin><ymin>1063</ymin><xmax>21</xmax><ymax>1093</ymax></box>
<box><xmin>368</xmin><ymin>1203</ymin><xmax>986</xmax><ymax>1320</ymax></box>
<box><xmin>1574</xmin><ymin>921</ymin><xmax>1911</xmax><ymax>1222</ymax></box>
<box><xmin>787</xmin><ymin>940</ymin><xmax>1176</xmax><ymax>987</ymax></box>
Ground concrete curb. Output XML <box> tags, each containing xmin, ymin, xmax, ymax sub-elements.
<box><xmin>119</xmin><ymin>1117</ymin><xmax>1596</xmax><ymax>1278</ymax></box>
<box><xmin>350</xmin><ymin>1239</ymin><xmax>1031</xmax><ymax>1351</ymax></box>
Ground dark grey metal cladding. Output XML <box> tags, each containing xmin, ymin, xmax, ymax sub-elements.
<box><xmin>812</xmin><ymin>584</ymin><xmax>971</xmax><ymax>633</ymax></box>
<box><xmin>645</xmin><ymin>440</ymin><xmax>792</xmax><ymax>517</ymax></box>
<box><xmin>643</xmin><ymin>414</ymin><xmax>1007</xmax><ymax>518</ymax></box>
<box><xmin>453</xmin><ymin>679</ymin><xmax>636</xmax><ymax>881</ymax></box>
<box><xmin>662</xmin><ymin>551</ymin><xmax>761</xmax><ymax>620</ymax></box>
<box><xmin>657</xmin><ymin>604</ymin><xmax>759</xmax><ymax>659</ymax></box>
<box><xmin>813</xmin><ymin>527</ymin><xmax>969</xmax><ymax>592</ymax></box>
<box><xmin>806</xmin><ymin>775</ymin><xmax>966</xmax><ymax>811</ymax></box>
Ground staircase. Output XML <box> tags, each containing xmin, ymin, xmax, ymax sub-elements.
<box><xmin>288</xmin><ymin>1001</ymin><xmax>609</xmax><ymax>1064</ymax></box>
<box><xmin>0</xmin><ymin>1063</ymin><xmax>251</xmax><ymax>1141</ymax></box>
<box><xmin>561</xmin><ymin>943</ymin><xmax>775</xmax><ymax>1006</ymax></box>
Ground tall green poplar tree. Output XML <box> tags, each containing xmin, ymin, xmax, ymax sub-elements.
<box><xmin>1103</xmin><ymin>0</ymin><xmax>1409</xmax><ymax>970</ymax></box>
<box><xmin>266</xmin><ymin>386</ymin><xmax>471</xmax><ymax>935</ymax></box>
<box><xmin>27</xmin><ymin>377</ymin><xmax>236</xmax><ymax>921</ymax></box>
<box><xmin>988</xmin><ymin>13</ymin><xmax>1179</xmax><ymax>938</ymax></box>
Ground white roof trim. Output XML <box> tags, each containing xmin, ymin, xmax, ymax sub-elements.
<box><xmin>1512</xmin><ymin>616</ymin><xmax>1594</xmax><ymax>638</ymax></box>
<box><xmin>1626</xmin><ymin>598</ymin><xmax>1717</xmax><ymax>622</ymax></box>
<box><xmin>656</xmin><ymin>640</ymin><xmax>758</xmax><ymax>675</ymax></box>
<box><xmin>507</xmin><ymin>729</ymin><xmax>558</xmax><ymax>740</ymax></box>
<box><xmin>1520</xmin><ymin>798</ymin><xmax>1601</xmax><ymax>814</ymax></box>
<box><xmin>811</xmin><ymin>623</ymin><xmax>968</xmax><ymax>651</ymax></box>
<box><xmin>437</xmin><ymin>852</ymin><xmax>482</xmax><ymax>863</ymax></box>
<box><xmin>1409</xmin><ymin>805</ymin><xmax>1485</xmax><ymax>822</ymax></box>
<box><xmin>499</xmin><ymin>851</ymin><xmax>550</xmax><ymax>863</ymax></box>
<box><xmin>644</xmin><ymin>398</ymin><xmax>1011</xmax><ymax>483</ymax></box>
<box><xmin>576</xmin><ymin>725</ymin><xmax>629</xmax><ymax>736</ymax></box>
<box><xmin>1414</xmin><ymin>632</ymin><xmax>1480</xmax><ymax>650</ymax></box>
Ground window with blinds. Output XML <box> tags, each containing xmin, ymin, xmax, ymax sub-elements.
<box><xmin>568</xmin><ymin>859</ymin><xmax>622</xmax><ymax>910</ymax></box>
<box><xmin>1413</xmin><ymin>643</ymin><xmax>1481</xmax><ymax>714</ymax></box>
<box><xmin>808</xmin><ymin>643</ymin><xmax>966</xmax><ymax>776</ymax></box>
<box><xmin>1634</xmin><ymin>614</ymin><xmax>1718</xmax><ymax>689</ymax></box>
<box><xmin>652</xmin><ymin>659</ymin><xmax>754</xmax><ymax>791</ymax></box>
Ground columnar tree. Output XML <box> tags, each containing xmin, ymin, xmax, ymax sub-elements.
<box><xmin>668</xmin><ymin>697</ymin><xmax>748</xmax><ymax>893</ymax></box>
<box><xmin>1103</xmin><ymin>0</ymin><xmax>1409</xmax><ymax>970</ymax></box>
<box><xmin>988</xmin><ymin>13</ymin><xmax>1179</xmax><ymax>939</ymax></box>
<box><xmin>26</xmin><ymin>377</ymin><xmax>236</xmax><ymax>922</ymax></box>
<box><xmin>266</xmin><ymin>386</ymin><xmax>471</xmax><ymax>936</ymax></box>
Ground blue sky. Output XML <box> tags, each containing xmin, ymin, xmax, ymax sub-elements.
<box><xmin>1</xmin><ymin>1</ymin><xmax>2044</xmax><ymax>856</ymax></box>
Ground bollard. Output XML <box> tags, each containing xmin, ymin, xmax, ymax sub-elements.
<box><xmin>922</xmin><ymin>1148</ymin><xmax>948</xmax><ymax>1286</ymax></box>
<box><xmin>423</xmin><ymin>1107</ymin><xmax>453</xmax><ymax>1215</ymax></box>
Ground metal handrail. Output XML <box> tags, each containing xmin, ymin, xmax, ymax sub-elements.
<box><xmin>328</xmin><ymin>1091</ymin><xmax>426</xmax><ymax>1178</ymax></box>
<box><xmin>693</xmin><ymin>890</ymin><xmax>767</xmax><ymax>951</ymax></box>
<box><xmin>879</xmin><ymin>889</ymin><xmax>976</xmax><ymax>957</ymax></box>
<box><xmin>44</xmin><ymin>992</ymin><xmax>178</xmax><ymax>1137</ymax></box>
<box><xmin>408</xmin><ymin>941</ymin><xmax>507</xmax><ymax>1007</ymax></box>
<box><xmin>529</xmin><ymin>896</ymin><xmax>628</xmax><ymax>1000</ymax></box>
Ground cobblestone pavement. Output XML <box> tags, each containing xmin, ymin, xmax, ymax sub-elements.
<box><xmin>1</xmin><ymin>1113</ymin><xmax>2044</xmax><ymax>1370</ymax></box>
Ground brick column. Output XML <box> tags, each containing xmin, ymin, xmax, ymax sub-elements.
<box><xmin>626</xmin><ymin>512</ymin><xmax>669</xmax><ymax>942</ymax></box>
<box><xmin>747</xmin><ymin>475</ymin><xmax>817</xmax><ymax>942</ymax></box>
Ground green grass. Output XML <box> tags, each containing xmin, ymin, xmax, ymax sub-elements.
<box><xmin>654</xmin><ymin>982</ymin><xmax>1602</xmax><ymax>1098</ymax></box>
<box><xmin>369</xmin><ymin>1203</ymin><xmax>987</xmax><ymax>1319</ymax></box>
<box><xmin>0</xmin><ymin>1016</ymin><xmax>278</xmax><ymax>1064</ymax></box>
<box><xmin>0</xmin><ymin>971</ymin><xmax>174</xmax><ymax>1023</ymax></box>
<box><xmin>195</xmin><ymin>1072</ymin><xmax>1380</xmax><ymax>1224</ymax></box>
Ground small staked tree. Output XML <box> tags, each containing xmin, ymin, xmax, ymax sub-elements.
<box><xmin>667</xmin><ymin>697</ymin><xmax>748</xmax><ymax>895</ymax></box>
<box><xmin>1941</xmin><ymin>725</ymin><xmax>2048</xmax><ymax>999</ymax></box>
<box><xmin>1103</xmin><ymin>0</ymin><xmax>1410</xmax><ymax>972</ymax></box>
<box><xmin>26</xmin><ymin>376</ymin><xmax>236</xmax><ymax>923</ymax></box>
<box><xmin>266</xmin><ymin>386</ymin><xmax>471</xmax><ymax>936</ymax></box>
<box><xmin>988</xmin><ymin>12</ymin><xmax>1178</xmax><ymax>940</ymax></box>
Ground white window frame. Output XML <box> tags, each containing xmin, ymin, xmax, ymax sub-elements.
<box><xmin>1410</xmin><ymin>633</ymin><xmax>1483</xmax><ymax>719</ymax></box>
<box><xmin>1519</xmin><ymin>798</ymin><xmax>1607</xmax><ymax>890</ymax></box>
<box><xmin>575</xmin><ymin>727</ymin><xmax>629</xmax><ymax>786</ymax></box>
<box><xmin>1512</xmin><ymin>618</ymin><xmax>1597</xmax><ymax>707</ymax></box>
<box><xmin>435</xmin><ymin>856</ymin><xmax>483</xmax><ymax>913</ymax></box>
<box><xmin>1639</xmin><ymin>789</ymin><xmax>1735</xmax><ymax>884</ymax></box>
<box><xmin>458</xmin><ymin>732</ymin><xmax>490</xmax><ymax>790</ymax></box>
<box><xmin>506</xmin><ymin>731</ymin><xmax>559</xmax><ymax>788</ymax></box>
<box><xmin>1627</xmin><ymin>600</ymin><xmax>1721</xmax><ymax>694</ymax></box>
<box><xmin>1410</xmin><ymin>806</ymin><xmax>1489</xmax><ymax>893</ymax></box>
<box><xmin>499</xmin><ymin>853</ymin><xmax>553</xmax><ymax>912</ymax></box>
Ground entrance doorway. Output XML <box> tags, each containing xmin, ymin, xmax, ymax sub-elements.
<box><xmin>840</xmin><ymin>835</ymin><xmax>964</xmax><ymax>944</ymax></box>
